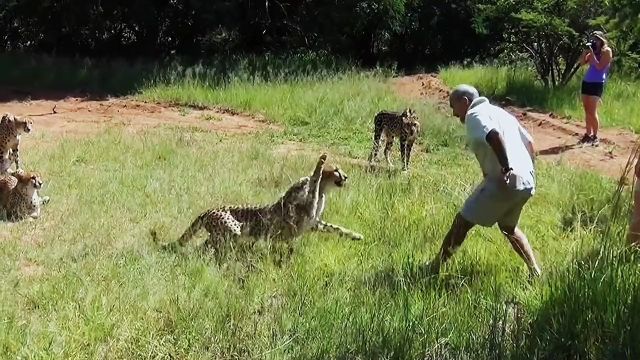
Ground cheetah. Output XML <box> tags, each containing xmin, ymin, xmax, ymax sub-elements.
<box><xmin>0</xmin><ymin>170</ymin><xmax>50</xmax><ymax>222</ymax></box>
<box><xmin>153</xmin><ymin>154</ymin><xmax>330</xmax><ymax>254</ymax></box>
<box><xmin>367</xmin><ymin>108</ymin><xmax>420</xmax><ymax>171</ymax></box>
<box><xmin>0</xmin><ymin>113</ymin><xmax>33</xmax><ymax>175</ymax></box>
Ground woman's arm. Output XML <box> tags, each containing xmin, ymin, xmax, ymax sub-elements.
<box><xmin>589</xmin><ymin>47</ymin><xmax>613</xmax><ymax>70</ymax></box>
<box><xmin>579</xmin><ymin>49</ymin><xmax>591</xmax><ymax>65</ymax></box>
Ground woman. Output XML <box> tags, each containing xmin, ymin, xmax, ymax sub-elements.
<box><xmin>578</xmin><ymin>31</ymin><xmax>613</xmax><ymax>146</ymax></box>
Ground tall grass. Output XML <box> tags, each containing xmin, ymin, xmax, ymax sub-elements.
<box><xmin>440</xmin><ymin>65</ymin><xmax>640</xmax><ymax>133</ymax></box>
<box><xmin>1</xmin><ymin>125</ymin><xmax>631</xmax><ymax>358</ymax></box>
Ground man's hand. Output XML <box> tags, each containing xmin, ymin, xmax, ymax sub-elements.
<box><xmin>486</xmin><ymin>129</ymin><xmax>511</xmax><ymax>184</ymax></box>
<box><xmin>501</xmin><ymin>166</ymin><xmax>513</xmax><ymax>186</ymax></box>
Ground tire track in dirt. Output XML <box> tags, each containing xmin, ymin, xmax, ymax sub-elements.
<box><xmin>390</xmin><ymin>73</ymin><xmax>639</xmax><ymax>180</ymax></box>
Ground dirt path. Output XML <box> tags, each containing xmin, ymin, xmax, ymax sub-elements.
<box><xmin>391</xmin><ymin>73</ymin><xmax>638</xmax><ymax>180</ymax></box>
<box><xmin>2</xmin><ymin>77</ymin><xmax>637</xmax><ymax>180</ymax></box>
<box><xmin>0</xmin><ymin>95</ymin><xmax>279</xmax><ymax>143</ymax></box>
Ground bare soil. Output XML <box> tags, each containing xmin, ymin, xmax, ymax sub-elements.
<box><xmin>1</xmin><ymin>95</ymin><xmax>279</xmax><ymax>142</ymax></box>
<box><xmin>2</xmin><ymin>75</ymin><xmax>637</xmax><ymax>181</ymax></box>
<box><xmin>390</xmin><ymin>73</ymin><xmax>639</xmax><ymax>180</ymax></box>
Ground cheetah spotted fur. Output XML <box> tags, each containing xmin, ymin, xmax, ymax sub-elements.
<box><xmin>0</xmin><ymin>113</ymin><xmax>33</xmax><ymax>175</ymax></box>
<box><xmin>0</xmin><ymin>170</ymin><xmax>50</xmax><ymax>222</ymax></box>
<box><xmin>367</xmin><ymin>108</ymin><xmax>420</xmax><ymax>171</ymax></box>
<box><xmin>153</xmin><ymin>154</ymin><xmax>329</xmax><ymax>254</ymax></box>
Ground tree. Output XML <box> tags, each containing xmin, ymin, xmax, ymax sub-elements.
<box><xmin>475</xmin><ymin>0</ymin><xmax>606</xmax><ymax>88</ymax></box>
<box><xmin>0</xmin><ymin>0</ymin><xmax>494</xmax><ymax>69</ymax></box>
<box><xmin>603</xmin><ymin>0</ymin><xmax>640</xmax><ymax>74</ymax></box>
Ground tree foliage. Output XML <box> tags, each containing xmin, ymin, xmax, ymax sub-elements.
<box><xmin>0</xmin><ymin>0</ymin><xmax>634</xmax><ymax>78</ymax></box>
<box><xmin>604</xmin><ymin>0</ymin><xmax>640</xmax><ymax>73</ymax></box>
<box><xmin>0</xmin><ymin>0</ymin><xmax>486</xmax><ymax>69</ymax></box>
<box><xmin>475</xmin><ymin>0</ymin><xmax>605</xmax><ymax>88</ymax></box>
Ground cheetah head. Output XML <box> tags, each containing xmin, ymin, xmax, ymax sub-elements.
<box><xmin>401</xmin><ymin>108</ymin><xmax>420</xmax><ymax>137</ymax></box>
<box><xmin>321</xmin><ymin>165</ymin><xmax>348</xmax><ymax>189</ymax></box>
<box><xmin>16</xmin><ymin>117</ymin><xmax>33</xmax><ymax>134</ymax></box>
<box><xmin>15</xmin><ymin>171</ymin><xmax>43</xmax><ymax>190</ymax></box>
<box><xmin>1</xmin><ymin>114</ymin><xmax>33</xmax><ymax>134</ymax></box>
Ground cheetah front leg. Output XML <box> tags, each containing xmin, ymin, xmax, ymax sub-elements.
<box><xmin>383</xmin><ymin>136</ymin><xmax>395</xmax><ymax>168</ymax></box>
<box><xmin>399</xmin><ymin>136</ymin><xmax>408</xmax><ymax>171</ymax></box>
<box><xmin>404</xmin><ymin>138</ymin><xmax>415</xmax><ymax>171</ymax></box>
<box><xmin>29</xmin><ymin>206</ymin><xmax>41</xmax><ymax>219</ymax></box>
<box><xmin>305</xmin><ymin>153</ymin><xmax>327</xmax><ymax>219</ymax></box>
<box><xmin>368</xmin><ymin>126</ymin><xmax>384</xmax><ymax>165</ymax></box>
<box><xmin>10</xmin><ymin>148</ymin><xmax>20</xmax><ymax>171</ymax></box>
<box><xmin>314</xmin><ymin>220</ymin><xmax>364</xmax><ymax>240</ymax></box>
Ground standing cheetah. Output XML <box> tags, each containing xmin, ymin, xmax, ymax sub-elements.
<box><xmin>0</xmin><ymin>170</ymin><xmax>50</xmax><ymax>222</ymax></box>
<box><xmin>0</xmin><ymin>113</ymin><xmax>33</xmax><ymax>175</ymax></box>
<box><xmin>367</xmin><ymin>108</ymin><xmax>420</xmax><ymax>171</ymax></box>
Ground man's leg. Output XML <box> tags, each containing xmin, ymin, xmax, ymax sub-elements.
<box><xmin>430</xmin><ymin>213</ymin><xmax>475</xmax><ymax>274</ymax></box>
<box><xmin>498</xmin><ymin>191</ymin><xmax>541</xmax><ymax>277</ymax></box>
<box><xmin>498</xmin><ymin>225</ymin><xmax>542</xmax><ymax>277</ymax></box>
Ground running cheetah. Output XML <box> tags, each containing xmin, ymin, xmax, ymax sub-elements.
<box><xmin>367</xmin><ymin>108</ymin><xmax>420</xmax><ymax>171</ymax></box>
<box><xmin>0</xmin><ymin>113</ymin><xmax>33</xmax><ymax>175</ymax></box>
<box><xmin>0</xmin><ymin>170</ymin><xmax>50</xmax><ymax>222</ymax></box>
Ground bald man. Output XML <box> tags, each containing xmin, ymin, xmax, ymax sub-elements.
<box><xmin>428</xmin><ymin>84</ymin><xmax>542</xmax><ymax>278</ymax></box>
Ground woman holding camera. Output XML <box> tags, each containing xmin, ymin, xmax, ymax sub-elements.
<box><xmin>578</xmin><ymin>31</ymin><xmax>613</xmax><ymax>146</ymax></box>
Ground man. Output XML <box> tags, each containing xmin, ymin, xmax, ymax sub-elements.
<box><xmin>429</xmin><ymin>84</ymin><xmax>542</xmax><ymax>278</ymax></box>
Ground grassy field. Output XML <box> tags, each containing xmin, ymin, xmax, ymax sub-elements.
<box><xmin>1</xmin><ymin>56</ymin><xmax>639</xmax><ymax>358</ymax></box>
<box><xmin>440</xmin><ymin>65</ymin><xmax>640</xmax><ymax>133</ymax></box>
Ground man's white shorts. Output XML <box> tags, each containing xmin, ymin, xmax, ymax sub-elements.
<box><xmin>461</xmin><ymin>178</ymin><xmax>534</xmax><ymax>228</ymax></box>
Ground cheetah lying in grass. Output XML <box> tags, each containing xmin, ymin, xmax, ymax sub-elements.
<box><xmin>0</xmin><ymin>113</ymin><xmax>33</xmax><ymax>175</ymax></box>
<box><xmin>151</xmin><ymin>154</ymin><xmax>363</xmax><ymax>255</ymax></box>
<box><xmin>0</xmin><ymin>170</ymin><xmax>50</xmax><ymax>222</ymax></box>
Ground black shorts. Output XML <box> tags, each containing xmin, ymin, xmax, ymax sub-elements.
<box><xmin>581</xmin><ymin>81</ymin><xmax>604</xmax><ymax>98</ymax></box>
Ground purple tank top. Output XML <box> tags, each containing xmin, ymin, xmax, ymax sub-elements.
<box><xmin>584</xmin><ymin>52</ymin><xmax>609</xmax><ymax>83</ymax></box>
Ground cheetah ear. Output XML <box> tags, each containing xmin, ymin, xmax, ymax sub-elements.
<box><xmin>14</xmin><ymin>171</ymin><xmax>29</xmax><ymax>183</ymax></box>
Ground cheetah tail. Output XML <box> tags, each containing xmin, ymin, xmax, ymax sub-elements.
<box><xmin>176</xmin><ymin>214</ymin><xmax>205</xmax><ymax>246</ymax></box>
<box><xmin>149</xmin><ymin>227</ymin><xmax>176</xmax><ymax>253</ymax></box>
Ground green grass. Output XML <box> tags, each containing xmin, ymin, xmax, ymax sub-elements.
<box><xmin>139</xmin><ymin>72</ymin><xmax>461</xmax><ymax>156</ymax></box>
<box><xmin>1</xmin><ymin>56</ymin><xmax>640</xmax><ymax>358</ymax></box>
<box><xmin>440</xmin><ymin>65</ymin><xmax>640</xmax><ymax>133</ymax></box>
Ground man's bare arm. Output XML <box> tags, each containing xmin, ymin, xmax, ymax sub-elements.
<box><xmin>485</xmin><ymin>130</ymin><xmax>510</xmax><ymax>171</ymax></box>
